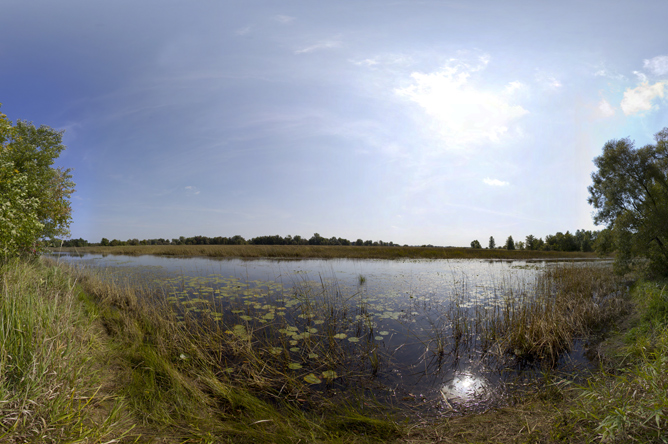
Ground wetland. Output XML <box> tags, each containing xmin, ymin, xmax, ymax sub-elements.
<box><xmin>52</xmin><ymin>253</ymin><xmax>625</xmax><ymax>417</ymax></box>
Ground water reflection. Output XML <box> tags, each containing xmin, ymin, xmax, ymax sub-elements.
<box><xmin>440</xmin><ymin>371</ymin><xmax>489</xmax><ymax>403</ymax></box>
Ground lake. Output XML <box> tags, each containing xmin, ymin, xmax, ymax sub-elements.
<box><xmin>50</xmin><ymin>253</ymin><xmax>611</xmax><ymax>415</ymax></box>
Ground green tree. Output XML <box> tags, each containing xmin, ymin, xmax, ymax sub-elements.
<box><xmin>588</xmin><ymin>128</ymin><xmax>668</xmax><ymax>275</ymax></box>
<box><xmin>0</xmin><ymin>107</ymin><xmax>74</xmax><ymax>259</ymax></box>
<box><xmin>470</xmin><ymin>239</ymin><xmax>482</xmax><ymax>249</ymax></box>
<box><xmin>505</xmin><ymin>235</ymin><xmax>515</xmax><ymax>250</ymax></box>
<box><xmin>100</xmin><ymin>238</ymin><xmax>110</xmax><ymax>246</ymax></box>
<box><xmin>488</xmin><ymin>236</ymin><xmax>495</xmax><ymax>249</ymax></box>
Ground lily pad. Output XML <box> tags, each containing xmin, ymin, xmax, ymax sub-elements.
<box><xmin>347</xmin><ymin>337</ymin><xmax>360</xmax><ymax>343</ymax></box>
<box><xmin>288</xmin><ymin>363</ymin><xmax>303</xmax><ymax>370</ymax></box>
<box><xmin>322</xmin><ymin>370</ymin><xmax>337</xmax><ymax>380</ymax></box>
<box><xmin>333</xmin><ymin>333</ymin><xmax>347</xmax><ymax>339</ymax></box>
<box><xmin>304</xmin><ymin>373</ymin><xmax>322</xmax><ymax>384</ymax></box>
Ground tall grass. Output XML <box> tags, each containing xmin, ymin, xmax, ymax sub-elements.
<box><xmin>565</xmin><ymin>281</ymin><xmax>668</xmax><ymax>443</ymax></box>
<box><xmin>51</xmin><ymin>258</ymin><xmax>401</xmax><ymax>443</ymax></box>
<box><xmin>53</xmin><ymin>244</ymin><xmax>601</xmax><ymax>260</ymax></box>
<box><xmin>18</xmin><ymin>254</ymin><xmax>648</xmax><ymax>443</ymax></box>
<box><xmin>0</xmin><ymin>259</ymin><xmax>132</xmax><ymax>443</ymax></box>
<box><xmin>476</xmin><ymin>264</ymin><xmax>629</xmax><ymax>364</ymax></box>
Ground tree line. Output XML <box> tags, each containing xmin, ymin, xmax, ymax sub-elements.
<box><xmin>52</xmin><ymin>233</ymin><xmax>402</xmax><ymax>248</ymax></box>
<box><xmin>470</xmin><ymin>229</ymin><xmax>600</xmax><ymax>252</ymax></box>
<box><xmin>3</xmin><ymin>103</ymin><xmax>666</xmax><ymax>276</ymax></box>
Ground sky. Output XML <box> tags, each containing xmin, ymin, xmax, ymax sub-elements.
<box><xmin>1</xmin><ymin>0</ymin><xmax>668</xmax><ymax>246</ymax></box>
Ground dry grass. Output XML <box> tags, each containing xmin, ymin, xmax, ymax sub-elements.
<box><xmin>52</xmin><ymin>244</ymin><xmax>601</xmax><ymax>260</ymax></box>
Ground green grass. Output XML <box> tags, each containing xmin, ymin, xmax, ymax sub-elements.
<box><xmin>562</xmin><ymin>280</ymin><xmax>668</xmax><ymax>443</ymax></box>
<box><xmin>0</xmin><ymin>259</ymin><xmax>133</xmax><ymax>443</ymax></box>
<box><xmin>52</xmin><ymin>244</ymin><xmax>601</xmax><ymax>260</ymax></box>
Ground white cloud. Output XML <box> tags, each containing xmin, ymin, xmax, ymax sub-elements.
<box><xmin>185</xmin><ymin>185</ymin><xmax>200</xmax><ymax>195</ymax></box>
<box><xmin>295</xmin><ymin>39</ymin><xmax>341</xmax><ymax>54</ymax></box>
<box><xmin>274</xmin><ymin>14</ymin><xmax>295</xmax><ymax>24</ymax></box>
<box><xmin>620</xmin><ymin>81</ymin><xmax>667</xmax><ymax>115</ymax></box>
<box><xmin>395</xmin><ymin>57</ymin><xmax>528</xmax><ymax>146</ymax></box>
<box><xmin>643</xmin><ymin>55</ymin><xmax>668</xmax><ymax>76</ymax></box>
<box><xmin>633</xmin><ymin>71</ymin><xmax>648</xmax><ymax>83</ymax></box>
<box><xmin>483</xmin><ymin>178</ymin><xmax>509</xmax><ymax>187</ymax></box>
<box><xmin>598</xmin><ymin>99</ymin><xmax>615</xmax><ymax>117</ymax></box>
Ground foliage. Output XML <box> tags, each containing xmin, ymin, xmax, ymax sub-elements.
<box><xmin>569</xmin><ymin>281</ymin><xmax>668</xmax><ymax>443</ymax></box>
<box><xmin>0</xmin><ymin>107</ymin><xmax>74</xmax><ymax>259</ymax></box>
<box><xmin>488</xmin><ymin>236</ymin><xmax>496</xmax><ymax>249</ymax></box>
<box><xmin>504</xmin><ymin>235</ymin><xmax>515</xmax><ymax>250</ymax></box>
<box><xmin>588</xmin><ymin>128</ymin><xmax>668</xmax><ymax>276</ymax></box>
<box><xmin>470</xmin><ymin>239</ymin><xmax>482</xmax><ymax>249</ymax></box>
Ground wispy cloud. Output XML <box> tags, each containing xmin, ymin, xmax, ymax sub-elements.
<box><xmin>483</xmin><ymin>177</ymin><xmax>509</xmax><ymax>187</ymax></box>
<box><xmin>633</xmin><ymin>71</ymin><xmax>648</xmax><ymax>82</ymax></box>
<box><xmin>535</xmin><ymin>71</ymin><xmax>562</xmax><ymax>90</ymax></box>
<box><xmin>185</xmin><ymin>185</ymin><xmax>200</xmax><ymax>195</ymax></box>
<box><xmin>295</xmin><ymin>39</ymin><xmax>342</xmax><ymax>54</ymax></box>
<box><xmin>594</xmin><ymin>68</ymin><xmax>626</xmax><ymax>80</ymax></box>
<box><xmin>274</xmin><ymin>14</ymin><xmax>296</xmax><ymax>24</ymax></box>
<box><xmin>643</xmin><ymin>55</ymin><xmax>668</xmax><ymax>76</ymax></box>
<box><xmin>350</xmin><ymin>58</ymin><xmax>379</xmax><ymax>67</ymax></box>
<box><xmin>621</xmin><ymin>81</ymin><xmax>667</xmax><ymax>115</ymax></box>
<box><xmin>235</xmin><ymin>26</ymin><xmax>251</xmax><ymax>36</ymax></box>
<box><xmin>395</xmin><ymin>56</ymin><xmax>528</xmax><ymax>146</ymax></box>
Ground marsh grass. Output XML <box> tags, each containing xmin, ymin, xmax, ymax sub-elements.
<box><xmin>460</xmin><ymin>264</ymin><xmax>630</xmax><ymax>366</ymax></box>
<box><xmin>0</xmin><ymin>259</ymin><xmax>133</xmax><ymax>443</ymax></box>
<box><xmin>53</xmin><ymin>244</ymin><xmax>600</xmax><ymax>260</ymax></box>
<box><xmin>563</xmin><ymin>281</ymin><xmax>668</xmax><ymax>443</ymax></box>
<box><xmin>28</xmin><ymin>253</ymin><xmax>645</xmax><ymax>443</ymax></box>
<box><xmin>52</xmin><ymin>259</ymin><xmax>402</xmax><ymax>442</ymax></box>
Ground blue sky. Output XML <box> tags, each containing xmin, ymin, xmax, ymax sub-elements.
<box><xmin>2</xmin><ymin>0</ymin><xmax>667</xmax><ymax>246</ymax></box>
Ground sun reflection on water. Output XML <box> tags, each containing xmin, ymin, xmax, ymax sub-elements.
<box><xmin>440</xmin><ymin>371</ymin><xmax>489</xmax><ymax>404</ymax></box>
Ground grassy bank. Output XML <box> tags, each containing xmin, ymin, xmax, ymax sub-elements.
<box><xmin>0</xmin><ymin>259</ymin><xmax>133</xmax><ymax>443</ymax></box>
<box><xmin>52</xmin><ymin>244</ymin><xmax>600</xmax><ymax>260</ymax></box>
<box><xmin>4</xmin><ymin>257</ymin><xmax>664</xmax><ymax>442</ymax></box>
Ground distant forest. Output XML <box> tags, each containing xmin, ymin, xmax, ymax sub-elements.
<box><xmin>54</xmin><ymin>229</ymin><xmax>602</xmax><ymax>253</ymax></box>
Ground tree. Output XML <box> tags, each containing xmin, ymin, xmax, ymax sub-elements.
<box><xmin>588</xmin><ymin>128</ymin><xmax>668</xmax><ymax>275</ymax></box>
<box><xmin>0</xmin><ymin>107</ymin><xmax>74</xmax><ymax>259</ymax></box>
<box><xmin>470</xmin><ymin>239</ymin><xmax>482</xmax><ymax>249</ymax></box>
<box><xmin>488</xmin><ymin>236</ymin><xmax>496</xmax><ymax>249</ymax></box>
<box><xmin>505</xmin><ymin>235</ymin><xmax>515</xmax><ymax>250</ymax></box>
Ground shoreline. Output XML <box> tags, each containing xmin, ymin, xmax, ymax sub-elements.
<box><xmin>49</xmin><ymin>244</ymin><xmax>603</xmax><ymax>261</ymax></box>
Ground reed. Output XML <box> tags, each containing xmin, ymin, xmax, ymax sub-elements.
<box><xmin>477</xmin><ymin>264</ymin><xmax>629</xmax><ymax>364</ymax></box>
<box><xmin>52</xmin><ymin>244</ymin><xmax>601</xmax><ymax>260</ymax></box>
<box><xmin>49</xmin><ymin>258</ymin><xmax>400</xmax><ymax>442</ymax></box>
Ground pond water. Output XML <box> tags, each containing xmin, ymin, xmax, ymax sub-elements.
<box><xmin>51</xmin><ymin>253</ymin><xmax>609</xmax><ymax>415</ymax></box>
